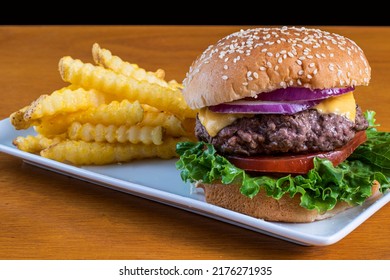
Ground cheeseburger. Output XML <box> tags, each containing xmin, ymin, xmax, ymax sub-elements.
<box><xmin>176</xmin><ymin>27</ymin><xmax>389</xmax><ymax>222</ymax></box>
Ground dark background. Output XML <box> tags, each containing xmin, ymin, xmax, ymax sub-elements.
<box><xmin>1</xmin><ymin>2</ymin><xmax>388</xmax><ymax>25</ymax></box>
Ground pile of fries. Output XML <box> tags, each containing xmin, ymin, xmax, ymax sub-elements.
<box><xmin>10</xmin><ymin>44</ymin><xmax>196</xmax><ymax>165</ymax></box>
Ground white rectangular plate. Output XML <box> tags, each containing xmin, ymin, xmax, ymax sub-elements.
<box><xmin>1</xmin><ymin>118</ymin><xmax>389</xmax><ymax>246</ymax></box>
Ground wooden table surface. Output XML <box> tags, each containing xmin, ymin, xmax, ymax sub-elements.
<box><xmin>0</xmin><ymin>26</ymin><xmax>389</xmax><ymax>260</ymax></box>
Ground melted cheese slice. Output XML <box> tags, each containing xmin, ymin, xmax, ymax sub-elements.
<box><xmin>314</xmin><ymin>91</ymin><xmax>356</xmax><ymax>122</ymax></box>
<box><xmin>198</xmin><ymin>92</ymin><xmax>356</xmax><ymax>137</ymax></box>
<box><xmin>198</xmin><ymin>108</ymin><xmax>250</xmax><ymax>137</ymax></box>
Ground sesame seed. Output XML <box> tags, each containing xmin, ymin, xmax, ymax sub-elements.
<box><xmin>242</xmin><ymin>82</ymin><xmax>248</xmax><ymax>86</ymax></box>
<box><xmin>247</xmin><ymin>71</ymin><xmax>252</xmax><ymax>77</ymax></box>
<box><xmin>307</xmin><ymin>74</ymin><xmax>313</xmax><ymax>79</ymax></box>
<box><xmin>280</xmin><ymin>81</ymin><xmax>287</xmax><ymax>88</ymax></box>
<box><xmin>186</xmin><ymin>27</ymin><xmax>368</xmax><ymax>89</ymax></box>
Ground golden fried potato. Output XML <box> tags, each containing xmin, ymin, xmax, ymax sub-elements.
<box><xmin>10</xmin><ymin>106</ymin><xmax>33</xmax><ymax>130</ymax></box>
<box><xmin>72</xmin><ymin>99</ymin><xmax>143</xmax><ymax>126</ymax></box>
<box><xmin>11</xmin><ymin>43</ymin><xmax>196</xmax><ymax>166</ymax></box>
<box><xmin>13</xmin><ymin>134</ymin><xmax>63</xmax><ymax>154</ymax></box>
<box><xmin>34</xmin><ymin>116</ymin><xmax>71</xmax><ymax>137</ymax></box>
<box><xmin>140</xmin><ymin>111</ymin><xmax>187</xmax><ymax>137</ymax></box>
<box><xmin>92</xmin><ymin>43</ymin><xmax>167</xmax><ymax>87</ymax></box>
<box><xmin>168</xmin><ymin>79</ymin><xmax>184</xmax><ymax>89</ymax></box>
<box><xmin>40</xmin><ymin>137</ymin><xmax>189</xmax><ymax>165</ymax></box>
<box><xmin>67</xmin><ymin>122</ymin><xmax>163</xmax><ymax>145</ymax></box>
<box><xmin>59</xmin><ymin>57</ymin><xmax>196</xmax><ymax>119</ymax></box>
<box><xmin>34</xmin><ymin>99</ymin><xmax>144</xmax><ymax>137</ymax></box>
<box><xmin>24</xmin><ymin>88</ymin><xmax>106</xmax><ymax>121</ymax></box>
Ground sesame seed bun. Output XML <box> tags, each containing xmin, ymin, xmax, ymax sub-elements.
<box><xmin>197</xmin><ymin>180</ymin><xmax>381</xmax><ymax>223</ymax></box>
<box><xmin>183</xmin><ymin>26</ymin><xmax>371</xmax><ymax>109</ymax></box>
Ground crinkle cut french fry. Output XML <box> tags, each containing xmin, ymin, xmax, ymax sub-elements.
<box><xmin>72</xmin><ymin>99</ymin><xmax>144</xmax><ymax>126</ymax></box>
<box><xmin>92</xmin><ymin>43</ymin><xmax>167</xmax><ymax>87</ymax></box>
<box><xmin>167</xmin><ymin>79</ymin><xmax>184</xmax><ymax>90</ymax></box>
<box><xmin>10</xmin><ymin>44</ymin><xmax>196</xmax><ymax>166</ymax></box>
<box><xmin>35</xmin><ymin>99</ymin><xmax>144</xmax><ymax>137</ymax></box>
<box><xmin>24</xmin><ymin>88</ymin><xmax>106</xmax><ymax>121</ymax></box>
<box><xmin>9</xmin><ymin>85</ymin><xmax>83</xmax><ymax>130</ymax></box>
<box><xmin>34</xmin><ymin>116</ymin><xmax>71</xmax><ymax>137</ymax></box>
<box><xmin>59</xmin><ymin>57</ymin><xmax>196</xmax><ymax>119</ymax></box>
<box><xmin>155</xmin><ymin>68</ymin><xmax>165</xmax><ymax>79</ymax></box>
<box><xmin>40</xmin><ymin>137</ymin><xmax>189</xmax><ymax>165</ymax></box>
<box><xmin>10</xmin><ymin>106</ymin><xmax>34</xmax><ymax>130</ymax></box>
<box><xmin>140</xmin><ymin>111</ymin><xmax>186</xmax><ymax>137</ymax></box>
<box><xmin>68</xmin><ymin>122</ymin><xmax>163</xmax><ymax>145</ymax></box>
<box><xmin>13</xmin><ymin>134</ymin><xmax>63</xmax><ymax>154</ymax></box>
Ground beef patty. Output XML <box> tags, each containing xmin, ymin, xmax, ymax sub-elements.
<box><xmin>195</xmin><ymin>106</ymin><xmax>368</xmax><ymax>156</ymax></box>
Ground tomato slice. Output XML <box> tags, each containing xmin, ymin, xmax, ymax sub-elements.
<box><xmin>226</xmin><ymin>131</ymin><xmax>367</xmax><ymax>174</ymax></box>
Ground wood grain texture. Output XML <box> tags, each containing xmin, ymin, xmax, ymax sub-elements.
<box><xmin>0</xmin><ymin>26</ymin><xmax>389</xmax><ymax>260</ymax></box>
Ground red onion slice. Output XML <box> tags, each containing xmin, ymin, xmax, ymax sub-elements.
<box><xmin>249</xmin><ymin>86</ymin><xmax>354</xmax><ymax>102</ymax></box>
<box><xmin>209</xmin><ymin>100</ymin><xmax>322</xmax><ymax>114</ymax></box>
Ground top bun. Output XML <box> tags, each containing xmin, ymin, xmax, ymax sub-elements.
<box><xmin>183</xmin><ymin>26</ymin><xmax>371</xmax><ymax>109</ymax></box>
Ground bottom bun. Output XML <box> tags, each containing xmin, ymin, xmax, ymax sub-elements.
<box><xmin>197</xmin><ymin>181</ymin><xmax>381</xmax><ymax>223</ymax></box>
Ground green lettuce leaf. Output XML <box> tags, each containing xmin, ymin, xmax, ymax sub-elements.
<box><xmin>175</xmin><ymin>111</ymin><xmax>390</xmax><ymax>212</ymax></box>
